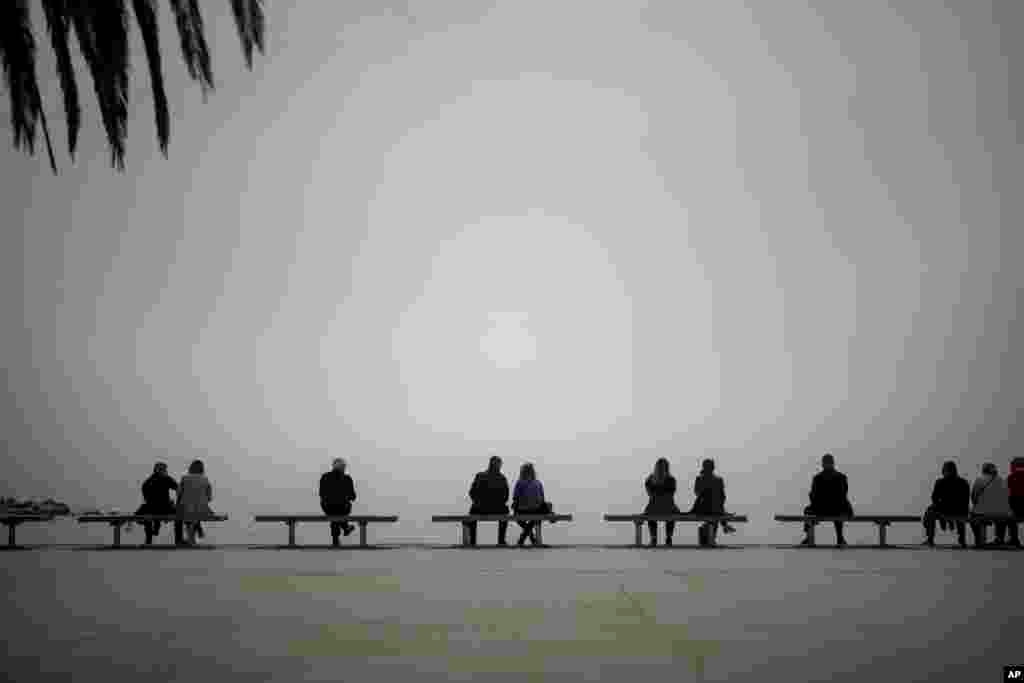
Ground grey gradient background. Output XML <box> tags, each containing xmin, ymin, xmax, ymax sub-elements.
<box><xmin>2</xmin><ymin>0</ymin><xmax>1022</xmax><ymax>547</ymax></box>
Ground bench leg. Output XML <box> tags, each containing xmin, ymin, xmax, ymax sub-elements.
<box><xmin>535</xmin><ymin>523</ymin><xmax>543</xmax><ymax>546</ymax></box>
<box><xmin>807</xmin><ymin>523</ymin><xmax>816</xmax><ymax>547</ymax></box>
<box><xmin>113</xmin><ymin>523</ymin><xmax>122</xmax><ymax>548</ymax></box>
<box><xmin>7</xmin><ymin>523</ymin><xmax>15</xmax><ymax>547</ymax></box>
<box><xmin>461</xmin><ymin>523</ymin><xmax>469</xmax><ymax>547</ymax></box>
<box><xmin>877</xmin><ymin>523</ymin><xmax>888</xmax><ymax>548</ymax></box>
<box><xmin>359</xmin><ymin>522</ymin><xmax>368</xmax><ymax>548</ymax></box>
<box><xmin>634</xmin><ymin>521</ymin><xmax>642</xmax><ymax>547</ymax></box>
<box><xmin>287</xmin><ymin>521</ymin><xmax>296</xmax><ymax>547</ymax></box>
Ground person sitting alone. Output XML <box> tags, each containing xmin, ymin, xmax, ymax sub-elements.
<box><xmin>512</xmin><ymin>463</ymin><xmax>552</xmax><ymax>546</ymax></box>
<box><xmin>690</xmin><ymin>458</ymin><xmax>737</xmax><ymax>547</ymax></box>
<box><xmin>921</xmin><ymin>461</ymin><xmax>970</xmax><ymax>548</ymax></box>
<box><xmin>136</xmin><ymin>462</ymin><xmax>178</xmax><ymax>545</ymax></box>
<box><xmin>319</xmin><ymin>458</ymin><xmax>356</xmax><ymax>547</ymax></box>
<box><xmin>177</xmin><ymin>459</ymin><xmax>213</xmax><ymax>546</ymax></box>
<box><xmin>644</xmin><ymin>458</ymin><xmax>680</xmax><ymax>547</ymax></box>
<box><xmin>467</xmin><ymin>455</ymin><xmax>510</xmax><ymax>547</ymax></box>
<box><xmin>801</xmin><ymin>453</ymin><xmax>852</xmax><ymax>547</ymax></box>
<box><xmin>970</xmin><ymin>462</ymin><xmax>1012</xmax><ymax>547</ymax></box>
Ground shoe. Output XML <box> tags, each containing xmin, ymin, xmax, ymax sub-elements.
<box><xmin>648</xmin><ymin>540</ymin><xmax>657</xmax><ymax>548</ymax></box>
<box><xmin>665</xmin><ymin>537</ymin><xmax>673</xmax><ymax>547</ymax></box>
<box><xmin>799</xmin><ymin>537</ymin><xmax>812</xmax><ymax>546</ymax></box>
<box><xmin>497</xmin><ymin>540</ymin><xmax>508</xmax><ymax>547</ymax></box>
<box><xmin>343</xmin><ymin>524</ymin><xmax>355</xmax><ymax>537</ymax></box>
<box><xmin>837</xmin><ymin>538</ymin><xmax>847</xmax><ymax>548</ymax></box>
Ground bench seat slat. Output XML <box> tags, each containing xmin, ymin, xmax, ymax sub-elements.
<box><xmin>252</xmin><ymin>516</ymin><xmax>398</xmax><ymax>523</ymax></box>
<box><xmin>604</xmin><ymin>514</ymin><xmax>748</xmax><ymax>522</ymax></box>
<box><xmin>431</xmin><ymin>515</ymin><xmax>573</xmax><ymax>522</ymax></box>
<box><xmin>77</xmin><ymin>515</ymin><xmax>228</xmax><ymax>523</ymax></box>
<box><xmin>774</xmin><ymin>515</ymin><xmax>921</xmax><ymax>523</ymax></box>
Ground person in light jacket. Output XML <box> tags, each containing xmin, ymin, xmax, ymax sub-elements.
<box><xmin>511</xmin><ymin>463</ymin><xmax>552</xmax><ymax>546</ymax></box>
<box><xmin>970</xmin><ymin>462</ymin><xmax>1012</xmax><ymax>547</ymax></box>
<box><xmin>177</xmin><ymin>459</ymin><xmax>213</xmax><ymax>546</ymax></box>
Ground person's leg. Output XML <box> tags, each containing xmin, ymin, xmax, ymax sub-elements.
<box><xmin>834</xmin><ymin>521</ymin><xmax>846</xmax><ymax>546</ymax></box>
<box><xmin>922</xmin><ymin>507</ymin><xmax>937</xmax><ymax>545</ymax></box>
<box><xmin>497</xmin><ymin>520</ymin><xmax>509</xmax><ymax>545</ymax></box>
<box><xmin>516</xmin><ymin>520</ymin><xmax>530</xmax><ymax>546</ymax></box>
<box><xmin>971</xmin><ymin>522</ymin><xmax>986</xmax><ymax>547</ymax></box>
<box><xmin>647</xmin><ymin>521</ymin><xmax>657</xmax><ymax>546</ymax></box>
<box><xmin>994</xmin><ymin>521</ymin><xmax>1007</xmax><ymax>545</ymax></box>
<box><xmin>174</xmin><ymin>519</ymin><xmax>184</xmax><ymax>545</ymax></box>
<box><xmin>665</xmin><ymin>521</ymin><xmax>675</xmax><ymax>546</ymax></box>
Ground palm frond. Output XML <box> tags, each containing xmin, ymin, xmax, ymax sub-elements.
<box><xmin>169</xmin><ymin>0</ymin><xmax>214</xmax><ymax>96</ymax></box>
<box><xmin>0</xmin><ymin>0</ymin><xmax>57</xmax><ymax>173</ymax></box>
<box><xmin>132</xmin><ymin>0</ymin><xmax>169</xmax><ymax>156</ymax></box>
<box><xmin>70</xmin><ymin>1</ymin><xmax>130</xmax><ymax>170</ymax></box>
<box><xmin>229</xmin><ymin>0</ymin><xmax>265</xmax><ymax>69</ymax></box>
<box><xmin>41</xmin><ymin>0</ymin><xmax>81</xmax><ymax>159</ymax></box>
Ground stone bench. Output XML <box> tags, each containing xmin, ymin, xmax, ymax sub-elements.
<box><xmin>774</xmin><ymin>515</ymin><xmax>921</xmax><ymax>546</ymax></box>
<box><xmin>1</xmin><ymin>514</ymin><xmax>55</xmax><ymax>547</ymax></box>
<box><xmin>431</xmin><ymin>514</ymin><xmax>573</xmax><ymax>546</ymax></box>
<box><xmin>76</xmin><ymin>515</ymin><xmax>229</xmax><ymax>547</ymax></box>
<box><xmin>604</xmin><ymin>514</ymin><xmax>749</xmax><ymax>546</ymax></box>
<box><xmin>252</xmin><ymin>515</ymin><xmax>399</xmax><ymax>547</ymax></box>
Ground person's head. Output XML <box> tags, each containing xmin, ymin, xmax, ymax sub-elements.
<box><xmin>821</xmin><ymin>453</ymin><xmax>835</xmax><ymax>471</ymax></box>
<box><xmin>488</xmin><ymin>455</ymin><xmax>502</xmax><ymax>473</ymax></box>
<box><xmin>701</xmin><ymin>458</ymin><xmax>715</xmax><ymax>474</ymax></box>
<box><xmin>188</xmin><ymin>459</ymin><xmax>204</xmax><ymax>475</ymax></box>
<box><xmin>653</xmin><ymin>458</ymin><xmax>670</xmax><ymax>479</ymax></box>
<box><xmin>941</xmin><ymin>461</ymin><xmax>958</xmax><ymax>478</ymax></box>
<box><xmin>153</xmin><ymin>462</ymin><xmax>168</xmax><ymax>475</ymax></box>
<box><xmin>981</xmin><ymin>462</ymin><xmax>997</xmax><ymax>477</ymax></box>
<box><xmin>332</xmin><ymin>457</ymin><xmax>346</xmax><ymax>473</ymax></box>
<box><xmin>520</xmin><ymin>463</ymin><xmax>536</xmax><ymax>481</ymax></box>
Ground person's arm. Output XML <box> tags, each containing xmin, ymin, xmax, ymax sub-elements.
<box><xmin>469</xmin><ymin>474</ymin><xmax>481</xmax><ymax>502</ymax></box>
<box><xmin>537</xmin><ymin>481</ymin><xmax>545</xmax><ymax>502</ymax></box>
<box><xmin>970</xmin><ymin>479</ymin><xmax>980</xmax><ymax>506</ymax></box>
<box><xmin>809</xmin><ymin>474</ymin><xmax>819</xmax><ymax>506</ymax></box>
<box><xmin>511</xmin><ymin>481</ymin><xmax>521</xmax><ymax>512</ymax></box>
<box><xmin>318</xmin><ymin>474</ymin><xmax>326</xmax><ymax>500</ymax></box>
<box><xmin>346</xmin><ymin>475</ymin><xmax>356</xmax><ymax>502</ymax></box>
<box><xmin>645</xmin><ymin>477</ymin><xmax>654</xmax><ymax>496</ymax></box>
<box><xmin>720</xmin><ymin>477</ymin><xmax>726</xmax><ymax>505</ymax></box>
<box><xmin>205</xmin><ymin>478</ymin><xmax>213</xmax><ymax>502</ymax></box>
<box><xmin>500</xmin><ymin>477</ymin><xmax>510</xmax><ymax>504</ymax></box>
<box><xmin>665</xmin><ymin>476</ymin><xmax>676</xmax><ymax>496</ymax></box>
<box><xmin>840</xmin><ymin>474</ymin><xmax>848</xmax><ymax>499</ymax></box>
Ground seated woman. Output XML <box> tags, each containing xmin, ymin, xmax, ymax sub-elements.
<box><xmin>644</xmin><ymin>458</ymin><xmax>680</xmax><ymax>546</ymax></box>
<box><xmin>136</xmin><ymin>462</ymin><xmax>178</xmax><ymax>545</ymax></box>
<box><xmin>921</xmin><ymin>461</ymin><xmax>970</xmax><ymax>548</ymax></box>
<box><xmin>177</xmin><ymin>459</ymin><xmax>214</xmax><ymax>546</ymax></box>
<box><xmin>970</xmin><ymin>462</ymin><xmax>1012</xmax><ymax>547</ymax></box>
<box><xmin>512</xmin><ymin>463</ymin><xmax>552</xmax><ymax>546</ymax></box>
<box><xmin>690</xmin><ymin>459</ymin><xmax>736</xmax><ymax>547</ymax></box>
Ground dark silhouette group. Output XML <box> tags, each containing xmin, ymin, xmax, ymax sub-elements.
<box><xmin>130</xmin><ymin>452</ymin><xmax>1024</xmax><ymax>549</ymax></box>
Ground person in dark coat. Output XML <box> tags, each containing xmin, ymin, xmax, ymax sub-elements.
<box><xmin>319</xmin><ymin>458</ymin><xmax>356</xmax><ymax>547</ymax></box>
<box><xmin>1008</xmin><ymin>457</ymin><xmax>1024</xmax><ymax>548</ymax></box>
<box><xmin>801</xmin><ymin>453</ymin><xmax>853</xmax><ymax>547</ymax></box>
<box><xmin>690</xmin><ymin>459</ymin><xmax>737</xmax><ymax>547</ymax></box>
<box><xmin>136</xmin><ymin>462</ymin><xmax>178</xmax><ymax>545</ymax></box>
<box><xmin>644</xmin><ymin>458</ymin><xmax>680</xmax><ymax>546</ymax></box>
<box><xmin>467</xmin><ymin>455</ymin><xmax>510</xmax><ymax>546</ymax></box>
<box><xmin>921</xmin><ymin>461</ymin><xmax>970</xmax><ymax>548</ymax></box>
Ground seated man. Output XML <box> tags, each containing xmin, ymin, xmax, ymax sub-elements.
<box><xmin>467</xmin><ymin>455</ymin><xmax>510</xmax><ymax>546</ymax></box>
<box><xmin>137</xmin><ymin>462</ymin><xmax>178</xmax><ymax>545</ymax></box>
<box><xmin>319</xmin><ymin>458</ymin><xmax>356</xmax><ymax>547</ymax></box>
<box><xmin>801</xmin><ymin>453</ymin><xmax>852</xmax><ymax>547</ymax></box>
<box><xmin>922</xmin><ymin>461</ymin><xmax>970</xmax><ymax>548</ymax></box>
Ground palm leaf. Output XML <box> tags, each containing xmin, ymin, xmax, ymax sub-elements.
<box><xmin>41</xmin><ymin>0</ymin><xmax>81</xmax><ymax>159</ymax></box>
<box><xmin>0</xmin><ymin>0</ymin><xmax>57</xmax><ymax>173</ymax></box>
<box><xmin>132</xmin><ymin>0</ymin><xmax>169</xmax><ymax>156</ymax></box>
<box><xmin>169</xmin><ymin>0</ymin><xmax>214</xmax><ymax>96</ymax></box>
<box><xmin>229</xmin><ymin>0</ymin><xmax>266</xmax><ymax>69</ymax></box>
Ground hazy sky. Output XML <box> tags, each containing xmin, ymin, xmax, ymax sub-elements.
<box><xmin>2</xmin><ymin>1</ymin><xmax>1021</xmax><ymax>543</ymax></box>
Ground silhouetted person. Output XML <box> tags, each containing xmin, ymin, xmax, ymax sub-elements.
<box><xmin>467</xmin><ymin>455</ymin><xmax>510</xmax><ymax>546</ymax></box>
<box><xmin>690</xmin><ymin>459</ymin><xmax>737</xmax><ymax>547</ymax></box>
<box><xmin>1008</xmin><ymin>457</ymin><xmax>1024</xmax><ymax>548</ymax></box>
<box><xmin>177</xmin><ymin>459</ymin><xmax>213</xmax><ymax>546</ymax></box>
<box><xmin>801</xmin><ymin>453</ymin><xmax>852</xmax><ymax>547</ymax></box>
<box><xmin>970</xmin><ymin>462</ymin><xmax>1012</xmax><ymax>547</ymax></box>
<box><xmin>136</xmin><ymin>462</ymin><xmax>178</xmax><ymax>545</ymax></box>
<box><xmin>921</xmin><ymin>461</ymin><xmax>969</xmax><ymax>548</ymax></box>
<box><xmin>645</xmin><ymin>458</ymin><xmax>680</xmax><ymax>546</ymax></box>
<box><xmin>512</xmin><ymin>463</ymin><xmax>551</xmax><ymax>546</ymax></box>
<box><xmin>319</xmin><ymin>458</ymin><xmax>356</xmax><ymax>547</ymax></box>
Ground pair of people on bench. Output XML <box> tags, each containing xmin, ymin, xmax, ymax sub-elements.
<box><xmin>644</xmin><ymin>458</ymin><xmax>737</xmax><ymax>547</ymax></box>
<box><xmin>923</xmin><ymin>459</ymin><xmax>1022</xmax><ymax>548</ymax></box>
<box><xmin>136</xmin><ymin>460</ymin><xmax>214</xmax><ymax>546</ymax></box>
<box><xmin>465</xmin><ymin>455</ymin><xmax>553</xmax><ymax>546</ymax></box>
